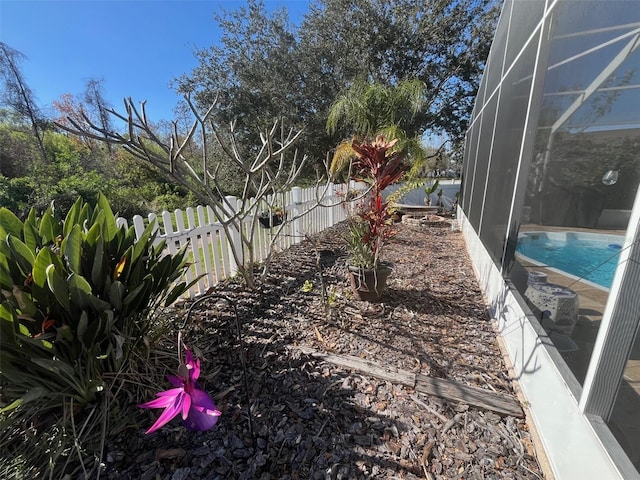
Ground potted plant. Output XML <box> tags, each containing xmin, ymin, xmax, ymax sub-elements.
<box><xmin>345</xmin><ymin>136</ymin><xmax>409</xmax><ymax>301</ymax></box>
<box><xmin>424</xmin><ymin>179</ymin><xmax>440</xmax><ymax>206</ymax></box>
<box><xmin>258</xmin><ymin>205</ymin><xmax>286</xmax><ymax>228</ymax></box>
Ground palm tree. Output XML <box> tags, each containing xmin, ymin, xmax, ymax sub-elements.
<box><xmin>326</xmin><ymin>79</ymin><xmax>434</xmax><ymax>179</ymax></box>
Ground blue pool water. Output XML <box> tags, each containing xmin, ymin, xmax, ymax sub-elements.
<box><xmin>516</xmin><ymin>232</ymin><xmax>624</xmax><ymax>289</ymax></box>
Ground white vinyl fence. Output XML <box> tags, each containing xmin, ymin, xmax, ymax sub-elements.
<box><xmin>116</xmin><ymin>183</ymin><xmax>351</xmax><ymax>297</ymax></box>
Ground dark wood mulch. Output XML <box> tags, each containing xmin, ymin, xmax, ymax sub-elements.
<box><xmin>105</xmin><ymin>221</ymin><xmax>545</xmax><ymax>480</ymax></box>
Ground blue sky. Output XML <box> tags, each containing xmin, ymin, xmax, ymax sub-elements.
<box><xmin>0</xmin><ymin>0</ymin><xmax>310</xmax><ymax>121</ymax></box>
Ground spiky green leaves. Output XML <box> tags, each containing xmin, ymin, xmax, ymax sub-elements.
<box><xmin>0</xmin><ymin>194</ymin><xmax>192</xmax><ymax>412</ymax></box>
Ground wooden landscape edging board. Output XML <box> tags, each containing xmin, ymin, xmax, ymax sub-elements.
<box><xmin>413</xmin><ymin>373</ymin><xmax>523</xmax><ymax>418</ymax></box>
<box><xmin>294</xmin><ymin>346</ymin><xmax>523</xmax><ymax>418</ymax></box>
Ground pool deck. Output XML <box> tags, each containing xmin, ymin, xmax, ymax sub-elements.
<box><xmin>518</xmin><ymin>224</ymin><xmax>630</xmax><ymax>381</ymax></box>
<box><xmin>517</xmin><ymin>224</ymin><xmax>639</xmax><ymax>464</ymax></box>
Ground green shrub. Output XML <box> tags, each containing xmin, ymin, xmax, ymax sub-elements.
<box><xmin>0</xmin><ymin>193</ymin><xmax>192</xmax><ymax>477</ymax></box>
<box><xmin>0</xmin><ymin>175</ymin><xmax>33</xmax><ymax>217</ymax></box>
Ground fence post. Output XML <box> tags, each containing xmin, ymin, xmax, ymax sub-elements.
<box><xmin>224</xmin><ymin>195</ymin><xmax>241</xmax><ymax>277</ymax></box>
<box><xmin>291</xmin><ymin>186</ymin><xmax>302</xmax><ymax>244</ymax></box>
<box><xmin>326</xmin><ymin>182</ymin><xmax>335</xmax><ymax>228</ymax></box>
<box><xmin>116</xmin><ymin>217</ymin><xmax>128</xmax><ymax>230</ymax></box>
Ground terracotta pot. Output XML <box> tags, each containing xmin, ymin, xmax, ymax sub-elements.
<box><xmin>347</xmin><ymin>263</ymin><xmax>393</xmax><ymax>302</ymax></box>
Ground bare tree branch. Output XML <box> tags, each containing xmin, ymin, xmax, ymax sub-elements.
<box><xmin>55</xmin><ymin>95</ymin><xmax>338</xmax><ymax>288</ymax></box>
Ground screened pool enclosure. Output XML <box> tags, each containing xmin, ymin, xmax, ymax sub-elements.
<box><xmin>459</xmin><ymin>1</ymin><xmax>640</xmax><ymax>478</ymax></box>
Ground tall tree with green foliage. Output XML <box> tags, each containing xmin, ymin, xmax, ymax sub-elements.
<box><xmin>299</xmin><ymin>0</ymin><xmax>499</xmax><ymax>142</ymax></box>
<box><xmin>176</xmin><ymin>1</ymin><xmax>301</xmax><ymax>148</ymax></box>
<box><xmin>177</xmin><ymin>0</ymin><xmax>500</xmax><ymax>167</ymax></box>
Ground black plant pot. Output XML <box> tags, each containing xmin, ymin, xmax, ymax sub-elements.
<box><xmin>258</xmin><ymin>214</ymin><xmax>284</xmax><ymax>228</ymax></box>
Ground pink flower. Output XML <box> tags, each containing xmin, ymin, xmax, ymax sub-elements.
<box><xmin>138</xmin><ymin>348</ymin><xmax>221</xmax><ymax>434</ymax></box>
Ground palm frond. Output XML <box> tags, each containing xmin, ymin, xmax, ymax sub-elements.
<box><xmin>327</xmin><ymin>79</ymin><xmax>433</xmax><ymax>180</ymax></box>
<box><xmin>329</xmin><ymin>140</ymin><xmax>356</xmax><ymax>178</ymax></box>
<box><xmin>397</xmin><ymin>79</ymin><xmax>428</xmax><ymax>116</ymax></box>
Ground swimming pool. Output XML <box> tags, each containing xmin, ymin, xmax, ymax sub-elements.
<box><xmin>516</xmin><ymin>231</ymin><xmax>625</xmax><ymax>289</ymax></box>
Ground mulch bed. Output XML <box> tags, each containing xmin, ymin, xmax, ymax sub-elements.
<box><xmin>105</xmin><ymin>220</ymin><xmax>545</xmax><ymax>480</ymax></box>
